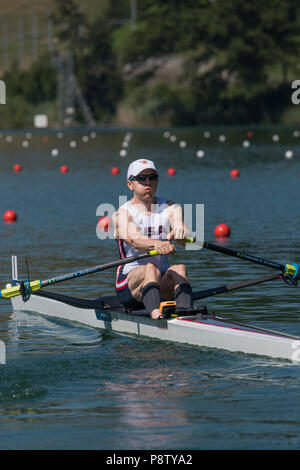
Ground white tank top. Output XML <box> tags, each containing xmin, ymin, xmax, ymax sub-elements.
<box><xmin>116</xmin><ymin>197</ymin><xmax>170</xmax><ymax>275</ymax></box>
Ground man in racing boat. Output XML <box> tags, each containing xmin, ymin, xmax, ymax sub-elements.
<box><xmin>113</xmin><ymin>158</ymin><xmax>193</xmax><ymax>319</ymax></box>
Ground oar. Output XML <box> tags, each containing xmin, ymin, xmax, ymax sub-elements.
<box><xmin>0</xmin><ymin>249</ymin><xmax>160</xmax><ymax>299</ymax></box>
<box><xmin>192</xmin><ymin>273</ymin><xmax>280</xmax><ymax>301</ymax></box>
<box><xmin>185</xmin><ymin>238</ymin><xmax>299</xmax><ymax>280</ymax></box>
<box><xmin>3</xmin><ymin>237</ymin><xmax>297</xmax><ymax>300</ymax></box>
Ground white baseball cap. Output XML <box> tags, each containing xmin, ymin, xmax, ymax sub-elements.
<box><xmin>127</xmin><ymin>159</ymin><xmax>158</xmax><ymax>180</ymax></box>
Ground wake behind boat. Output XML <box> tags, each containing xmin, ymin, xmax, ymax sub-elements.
<box><xmin>9</xmin><ymin>255</ymin><xmax>300</xmax><ymax>363</ymax></box>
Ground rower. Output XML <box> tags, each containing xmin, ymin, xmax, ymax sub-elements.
<box><xmin>113</xmin><ymin>158</ymin><xmax>193</xmax><ymax>319</ymax></box>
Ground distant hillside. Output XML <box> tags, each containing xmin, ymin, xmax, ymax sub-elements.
<box><xmin>0</xmin><ymin>0</ymin><xmax>110</xmax><ymax>71</ymax></box>
<box><xmin>0</xmin><ymin>0</ymin><xmax>298</xmax><ymax>128</ymax></box>
<box><xmin>0</xmin><ymin>0</ymin><xmax>108</xmax><ymax>21</ymax></box>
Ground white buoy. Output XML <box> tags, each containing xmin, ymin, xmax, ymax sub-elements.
<box><xmin>120</xmin><ymin>149</ymin><xmax>127</xmax><ymax>157</ymax></box>
<box><xmin>204</xmin><ymin>131</ymin><xmax>210</xmax><ymax>138</ymax></box>
<box><xmin>70</xmin><ymin>140</ymin><xmax>77</xmax><ymax>148</ymax></box>
<box><xmin>285</xmin><ymin>150</ymin><xmax>293</xmax><ymax>159</ymax></box>
<box><xmin>196</xmin><ymin>150</ymin><xmax>205</xmax><ymax>158</ymax></box>
<box><xmin>51</xmin><ymin>149</ymin><xmax>59</xmax><ymax>157</ymax></box>
<box><xmin>272</xmin><ymin>134</ymin><xmax>279</xmax><ymax>142</ymax></box>
<box><xmin>243</xmin><ymin>140</ymin><xmax>250</xmax><ymax>148</ymax></box>
<box><xmin>219</xmin><ymin>135</ymin><xmax>226</xmax><ymax>142</ymax></box>
<box><xmin>82</xmin><ymin>135</ymin><xmax>89</xmax><ymax>142</ymax></box>
<box><xmin>170</xmin><ymin>135</ymin><xmax>177</xmax><ymax>142</ymax></box>
<box><xmin>163</xmin><ymin>131</ymin><xmax>170</xmax><ymax>138</ymax></box>
<box><xmin>22</xmin><ymin>140</ymin><xmax>29</xmax><ymax>148</ymax></box>
<box><xmin>179</xmin><ymin>141</ymin><xmax>186</xmax><ymax>148</ymax></box>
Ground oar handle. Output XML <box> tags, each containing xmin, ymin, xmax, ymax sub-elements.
<box><xmin>149</xmin><ymin>249</ymin><xmax>159</xmax><ymax>256</ymax></box>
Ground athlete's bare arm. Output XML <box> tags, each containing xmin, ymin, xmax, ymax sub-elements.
<box><xmin>166</xmin><ymin>201</ymin><xmax>190</xmax><ymax>245</ymax></box>
<box><xmin>112</xmin><ymin>208</ymin><xmax>175</xmax><ymax>255</ymax></box>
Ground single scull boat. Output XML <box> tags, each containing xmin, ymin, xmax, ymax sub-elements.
<box><xmin>9</xmin><ymin>255</ymin><xmax>300</xmax><ymax>362</ymax></box>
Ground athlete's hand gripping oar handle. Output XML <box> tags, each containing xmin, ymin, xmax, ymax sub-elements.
<box><xmin>185</xmin><ymin>237</ymin><xmax>300</xmax><ymax>280</ymax></box>
<box><xmin>0</xmin><ymin>249</ymin><xmax>160</xmax><ymax>300</ymax></box>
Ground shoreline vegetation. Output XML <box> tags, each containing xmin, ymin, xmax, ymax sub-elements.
<box><xmin>0</xmin><ymin>0</ymin><xmax>300</xmax><ymax>129</ymax></box>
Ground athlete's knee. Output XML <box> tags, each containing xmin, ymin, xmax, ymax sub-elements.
<box><xmin>169</xmin><ymin>264</ymin><xmax>187</xmax><ymax>278</ymax></box>
<box><xmin>142</xmin><ymin>263</ymin><xmax>162</xmax><ymax>285</ymax></box>
<box><xmin>145</xmin><ymin>263</ymin><xmax>161</xmax><ymax>275</ymax></box>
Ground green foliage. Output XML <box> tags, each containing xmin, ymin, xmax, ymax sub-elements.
<box><xmin>113</xmin><ymin>0</ymin><xmax>300</xmax><ymax>124</ymax></box>
<box><xmin>1</xmin><ymin>0</ymin><xmax>300</xmax><ymax>127</ymax></box>
<box><xmin>113</xmin><ymin>0</ymin><xmax>207</xmax><ymax>64</ymax></box>
<box><xmin>0</xmin><ymin>54</ymin><xmax>56</xmax><ymax>127</ymax></box>
<box><xmin>190</xmin><ymin>0</ymin><xmax>300</xmax><ymax>123</ymax></box>
<box><xmin>0</xmin><ymin>95</ymin><xmax>33</xmax><ymax>128</ymax></box>
<box><xmin>51</xmin><ymin>0</ymin><xmax>87</xmax><ymax>54</ymax></box>
<box><xmin>121</xmin><ymin>81</ymin><xmax>196</xmax><ymax>126</ymax></box>
<box><xmin>3</xmin><ymin>54</ymin><xmax>56</xmax><ymax>105</ymax></box>
<box><xmin>52</xmin><ymin>0</ymin><xmax>123</xmax><ymax>123</ymax></box>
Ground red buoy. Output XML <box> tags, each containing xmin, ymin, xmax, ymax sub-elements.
<box><xmin>167</xmin><ymin>168</ymin><xmax>176</xmax><ymax>176</ymax></box>
<box><xmin>13</xmin><ymin>164</ymin><xmax>22</xmax><ymax>172</ymax></box>
<box><xmin>60</xmin><ymin>165</ymin><xmax>69</xmax><ymax>173</ymax></box>
<box><xmin>111</xmin><ymin>166</ymin><xmax>120</xmax><ymax>175</ymax></box>
<box><xmin>3</xmin><ymin>210</ymin><xmax>17</xmax><ymax>223</ymax></box>
<box><xmin>97</xmin><ymin>216</ymin><xmax>112</xmax><ymax>233</ymax></box>
<box><xmin>230</xmin><ymin>169</ymin><xmax>240</xmax><ymax>178</ymax></box>
<box><xmin>247</xmin><ymin>130</ymin><xmax>253</xmax><ymax>138</ymax></box>
<box><xmin>214</xmin><ymin>224</ymin><xmax>231</xmax><ymax>238</ymax></box>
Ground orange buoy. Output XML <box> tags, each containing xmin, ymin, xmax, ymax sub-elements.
<box><xmin>97</xmin><ymin>216</ymin><xmax>112</xmax><ymax>233</ymax></box>
<box><xmin>3</xmin><ymin>210</ymin><xmax>17</xmax><ymax>223</ymax></box>
<box><xmin>167</xmin><ymin>168</ymin><xmax>176</xmax><ymax>176</ymax></box>
<box><xmin>230</xmin><ymin>169</ymin><xmax>240</xmax><ymax>178</ymax></box>
<box><xmin>214</xmin><ymin>224</ymin><xmax>231</xmax><ymax>238</ymax></box>
<box><xmin>60</xmin><ymin>165</ymin><xmax>69</xmax><ymax>173</ymax></box>
<box><xmin>13</xmin><ymin>164</ymin><xmax>22</xmax><ymax>172</ymax></box>
<box><xmin>111</xmin><ymin>166</ymin><xmax>120</xmax><ymax>175</ymax></box>
<box><xmin>247</xmin><ymin>130</ymin><xmax>253</xmax><ymax>138</ymax></box>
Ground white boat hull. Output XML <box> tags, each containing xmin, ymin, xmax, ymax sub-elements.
<box><xmin>11</xmin><ymin>291</ymin><xmax>300</xmax><ymax>363</ymax></box>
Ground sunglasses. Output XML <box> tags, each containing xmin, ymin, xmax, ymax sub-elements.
<box><xmin>130</xmin><ymin>173</ymin><xmax>159</xmax><ymax>183</ymax></box>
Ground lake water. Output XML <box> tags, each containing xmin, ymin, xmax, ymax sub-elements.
<box><xmin>0</xmin><ymin>126</ymin><xmax>300</xmax><ymax>450</ymax></box>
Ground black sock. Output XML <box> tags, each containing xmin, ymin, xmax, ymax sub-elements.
<box><xmin>142</xmin><ymin>282</ymin><xmax>161</xmax><ymax>314</ymax></box>
<box><xmin>174</xmin><ymin>283</ymin><xmax>193</xmax><ymax>309</ymax></box>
